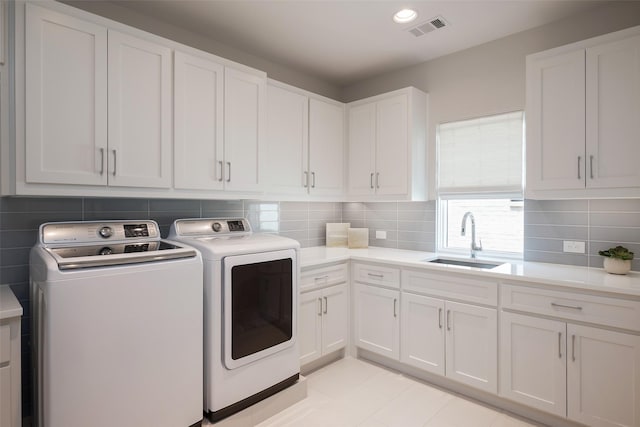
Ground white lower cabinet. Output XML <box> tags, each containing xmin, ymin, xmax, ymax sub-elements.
<box><xmin>354</xmin><ymin>282</ymin><xmax>400</xmax><ymax>360</ymax></box>
<box><xmin>401</xmin><ymin>292</ymin><xmax>497</xmax><ymax>393</ymax></box>
<box><xmin>299</xmin><ymin>284</ymin><xmax>348</xmax><ymax>366</ymax></box>
<box><xmin>501</xmin><ymin>311</ymin><xmax>640</xmax><ymax>427</ymax></box>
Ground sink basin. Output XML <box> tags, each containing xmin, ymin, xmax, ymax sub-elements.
<box><xmin>425</xmin><ymin>258</ymin><xmax>503</xmax><ymax>269</ymax></box>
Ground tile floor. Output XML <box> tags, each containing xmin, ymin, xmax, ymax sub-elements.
<box><xmin>254</xmin><ymin>357</ymin><xmax>541</xmax><ymax>427</ymax></box>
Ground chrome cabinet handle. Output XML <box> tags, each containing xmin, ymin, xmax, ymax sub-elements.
<box><xmin>226</xmin><ymin>162</ymin><xmax>231</xmax><ymax>182</ymax></box>
<box><xmin>112</xmin><ymin>149</ymin><xmax>117</xmax><ymax>176</ymax></box>
<box><xmin>217</xmin><ymin>161</ymin><xmax>223</xmax><ymax>182</ymax></box>
<box><xmin>558</xmin><ymin>332</ymin><xmax>562</xmax><ymax>358</ymax></box>
<box><xmin>572</xmin><ymin>334</ymin><xmax>576</xmax><ymax>362</ymax></box>
<box><xmin>367</xmin><ymin>272</ymin><xmax>384</xmax><ymax>278</ymax></box>
<box><xmin>324</xmin><ymin>296</ymin><xmax>328</xmax><ymax>314</ymax></box>
<box><xmin>376</xmin><ymin>172</ymin><xmax>380</xmax><ymax>189</ymax></box>
<box><xmin>577</xmin><ymin>156</ymin><xmax>581</xmax><ymax>180</ymax></box>
<box><xmin>311</xmin><ymin>172</ymin><xmax>316</xmax><ymax>188</ymax></box>
<box><xmin>589</xmin><ymin>155</ymin><xmax>594</xmax><ymax>179</ymax></box>
<box><xmin>438</xmin><ymin>308</ymin><xmax>443</xmax><ymax>329</ymax></box>
<box><xmin>99</xmin><ymin>148</ymin><xmax>105</xmax><ymax>175</ymax></box>
<box><xmin>314</xmin><ymin>275</ymin><xmax>329</xmax><ymax>282</ymax></box>
<box><xmin>393</xmin><ymin>298</ymin><xmax>397</xmax><ymax>318</ymax></box>
<box><xmin>370</xmin><ymin>173</ymin><xmax>374</xmax><ymax>189</ymax></box>
<box><xmin>317</xmin><ymin>298</ymin><xmax>322</xmax><ymax>316</ymax></box>
<box><xmin>446</xmin><ymin>310</ymin><xmax>451</xmax><ymax>331</ymax></box>
<box><xmin>304</xmin><ymin>171</ymin><xmax>309</xmax><ymax>188</ymax></box>
<box><xmin>551</xmin><ymin>302</ymin><xmax>583</xmax><ymax>311</ymax></box>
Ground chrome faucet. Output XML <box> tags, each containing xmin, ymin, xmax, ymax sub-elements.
<box><xmin>461</xmin><ymin>211</ymin><xmax>482</xmax><ymax>258</ymax></box>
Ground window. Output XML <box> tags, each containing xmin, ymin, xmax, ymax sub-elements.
<box><xmin>437</xmin><ymin>112</ymin><xmax>524</xmax><ymax>257</ymax></box>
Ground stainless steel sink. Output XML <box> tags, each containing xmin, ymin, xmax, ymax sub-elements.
<box><xmin>425</xmin><ymin>258</ymin><xmax>504</xmax><ymax>269</ymax></box>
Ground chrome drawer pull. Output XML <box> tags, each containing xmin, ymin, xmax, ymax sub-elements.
<box><xmin>551</xmin><ymin>302</ymin><xmax>583</xmax><ymax>311</ymax></box>
<box><xmin>99</xmin><ymin>148</ymin><xmax>105</xmax><ymax>175</ymax></box>
<box><xmin>393</xmin><ymin>298</ymin><xmax>397</xmax><ymax>318</ymax></box>
<box><xmin>446</xmin><ymin>310</ymin><xmax>451</xmax><ymax>331</ymax></box>
<box><xmin>438</xmin><ymin>308</ymin><xmax>443</xmax><ymax>329</ymax></box>
<box><xmin>558</xmin><ymin>332</ymin><xmax>562</xmax><ymax>358</ymax></box>
<box><xmin>367</xmin><ymin>272</ymin><xmax>384</xmax><ymax>278</ymax></box>
<box><xmin>324</xmin><ymin>297</ymin><xmax>328</xmax><ymax>314</ymax></box>
<box><xmin>217</xmin><ymin>161</ymin><xmax>224</xmax><ymax>181</ymax></box>
<box><xmin>577</xmin><ymin>156</ymin><xmax>581</xmax><ymax>180</ymax></box>
<box><xmin>572</xmin><ymin>334</ymin><xmax>576</xmax><ymax>362</ymax></box>
<box><xmin>314</xmin><ymin>275</ymin><xmax>329</xmax><ymax>281</ymax></box>
<box><xmin>317</xmin><ymin>298</ymin><xmax>322</xmax><ymax>316</ymax></box>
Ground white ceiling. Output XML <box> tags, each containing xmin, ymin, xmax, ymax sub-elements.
<box><xmin>110</xmin><ymin>0</ymin><xmax>607</xmax><ymax>86</ymax></box>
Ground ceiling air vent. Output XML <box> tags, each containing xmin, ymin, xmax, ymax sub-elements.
<box><xmin>407</xmin><ymin>16</ymin><xmax>449</xmax><ymax>37</ymax></box>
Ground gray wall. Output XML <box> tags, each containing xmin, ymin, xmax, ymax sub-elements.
<box><xmin>61</xmin><ymin>0</ymin><xmax>342</xmax><ymax>100</ymax></box>
<box><xmin>341</xmin><ymin>1</ymin><xmax>640</xmax><ymax>197</ymax></box>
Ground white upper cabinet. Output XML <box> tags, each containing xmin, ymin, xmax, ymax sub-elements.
<box><xmin>25</xmin><ymin>4</ymin><xmax>108</xmax><ymax>186</ymax></box>
<box><xmin>174</xmin><ymin>51</ymin><xmax>224</xmax><ymax>191</ymax></box>
<box><xmin>526</xmin><ymin>26</ymin><xmax>640</xmax><ymax>198</ymax></box>
<box><xmin>266</xmin><ymin>81</ymin><xmax>344</xmax><ymax>198</ymax></box>
<box><xmin>308</xmin><ymin>98</ymin><xmax>344</xmax><ymax>196</ymax></box>
<box><xmin>224</xmin><ymin>67</ymin><xmax>266</xmax><ymax>192</ymax></box>
<box><xmin>347</xmin><ymin>87</ymin><xmax>427</xmax><ymax>200</ymax></box>
<box><xmin>526</xmin><ymin>49</ymin><xmax>586</xmax><ymax>191</ymax></box>
<box><xmin>107</xmin><ymin>30</ymin><xmax>172</xmax><ymax>188</ymax></box>
<box><xmin>24</xmin><ymin>5</ymin><xmax>172</xmax><ymax>190</ymax></box>
<box><xmin>585</xmin><ymin>34</ymin><xmax>640</xmax><ymax>189</ymax></box>
<box><xmin>266</xmin><ymin>83</ymin><xmax>309</xmax><ymax>196</ymax></box>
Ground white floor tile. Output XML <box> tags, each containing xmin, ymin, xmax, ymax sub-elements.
<box><xmin>252</xmin><ymin>357</ymin><xmax>542</xmax><ymax>427</ymax></box>
<box><xmin>423</xmin><ymin>396</ymin><xmax>502</xmax><ymax>427</ymax></box>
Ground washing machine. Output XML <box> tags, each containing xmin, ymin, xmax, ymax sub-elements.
<box><xmin>30</xmin><ymin>220</ymin><xmax>203</xmax><ymax>427</ymax></box>
<box><xmin>168</xmin><ymin>218</ymin><xmax>300</xmax><ymax>423</ymax></box>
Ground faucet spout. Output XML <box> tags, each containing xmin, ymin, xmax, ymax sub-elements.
<box><xmin>461</xmin><ymin>211</ymin><xmax>482</xmax><ymax>258</ymax></box>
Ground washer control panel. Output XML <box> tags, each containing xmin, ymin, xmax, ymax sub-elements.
<box><xmin>41</xmin><ymin>221</ymin><xmax>160</xmax><ymax>245</ymax></box>
<box><xmin>172</xmin><ymin>218</ymin><xmax>251</xmax><ymax>236</ymax></box>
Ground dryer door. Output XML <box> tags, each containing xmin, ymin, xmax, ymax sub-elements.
<box><xmin>222</xmin><ymin>249</ymin><xmax>297</xmax><ymax>370</ymax></box>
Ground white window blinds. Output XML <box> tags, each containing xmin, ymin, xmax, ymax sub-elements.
<box><xmin>437</xmin><ymin>111</ymin><xmax>524</xmax><ymax>195</ymax></box>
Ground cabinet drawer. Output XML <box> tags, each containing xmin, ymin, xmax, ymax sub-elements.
<box><xmin>501</xmin><ymin>283</ymin><xmax>640</xmax><ymax>332</ymax></box>
<box><xmin>0</xmin><ymin>323</ymin><xmax>10</xmax><ymax>365</ymax></box>
<box><xmin>301</xmin><ymin>263</ymin><xmax>348</xmax><ymax>292</ymax></box>
<box><xmin>352</xmin><ymin>263</ymin><xmax>400</xmax><ymax>289</ymax></box>
<box><xmin>403</xmin><ymin>269</ymin><xmax>498</xmax><ymax>307</ymax></box>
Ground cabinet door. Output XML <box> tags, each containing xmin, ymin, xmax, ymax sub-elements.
<box><xmin>526</xmin><ymin>49</ymin><xmax>586</xmax><ymax>191</ymax></box>
<box><xmin>445</xmin><ymin>301</ymin><xmax>497</xmax><ymax>393</ymax></box>
<box><xmin>309</xmin><ymin>98</ymin><xmax>344</xmax><ymax>196</ymax></box>
<box><xmin>299</xmin><ymin>290</ymin><xmax>323</xmax><ymax>366</ymax></box>
<box><xmin>25</xmin><ymin>4</ymin><xmax>107</xmax><ymax>185</ymax></box>
<box><xmin>586</xmin><ymin>35</ymin><xmax>640</xmax><ymax>189</ymax></box>
<box><xmin>347</xmin><ymin>102</ymin><xmax>376</xmax><ymax>196</ymax></box>
<box><xmin>567</xmin><ymin>324</ymin><xmax>640</xmax><ymax>427</ymax></box>
<box><xmin>322</xmin><ymin>283</ymin><xmax>348</xmax><ymax>355</ymax></box>
<box><xmin>108</xmin><ymin>30</ymin><xmax>172</xmax><ymax>188</ymax></box>
<box><xmin>400</xmin><ymin>292</ymin><xmax>445</xmax><ymax>376</ymax></box>
<box><xmin>354</xmin><ymin>283</ymin><xmax>399</xmax><ymax>360</ymax></box>
<box><xmin>174</xmin><ymin>51</ymin><xmax>224</xmax><ymax>190</ymax></box>
<box><xmin>266</xmin><ymin>84</ymin><xmax>308</xmax><ymax>195</ymax></box>
<box><xmin>375</xmin><ymin>94</ymin><xmax>408</xmax><ymax>196</ymax></box>
<box><xmin>500</xmin><ymin>312</ymin><xmax>567</xmax><ymax>417</ymax></box>
<box><xmin>224</xmin><ymin>67</ymin><xmax>266</xmax><ymax>192</ymax></box>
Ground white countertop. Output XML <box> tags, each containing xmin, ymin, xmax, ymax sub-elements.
<box><xmin>0</xmin><ymin>286</ymin><xmax>23</xmax><ymax>320</ymax></box>
<box><xmin>300</xmin><ymin>246</ymin><xmax>640</xmax><ymax>298</ymax></box>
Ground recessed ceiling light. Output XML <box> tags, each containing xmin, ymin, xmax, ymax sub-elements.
<box><xmin>393</xmin><ymin>9</ymin><xmax>418</xmax><ymax>24</ymax></box>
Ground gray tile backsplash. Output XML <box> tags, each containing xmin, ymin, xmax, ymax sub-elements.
<box><xmin>342</xmin><ymin>201</ymin><xmax>437</xmax><ymax>252</ymax></box>
<box><xmin>524</xmin><ymin>199</ymin><xmax>640</xmax><ymax>271</ymax></box>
